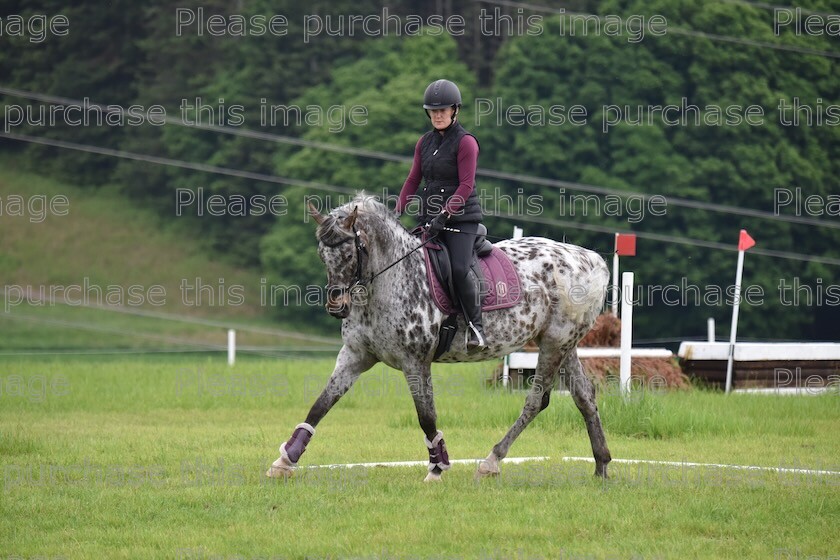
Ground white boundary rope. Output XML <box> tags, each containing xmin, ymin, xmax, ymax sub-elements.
<box><xmin>304</xmin><ymin>457</ymin><xmax>549</xmax><ymax>470</ymax></box>
<box><xmin>563</xmin><ymin>456</ymin><xmax>840</xmax><ymax>476</ymax></box>
<box><xmin>303</xmin><ymin>455</ymin><xmax>840</xmax><ymax>476</ymax></box>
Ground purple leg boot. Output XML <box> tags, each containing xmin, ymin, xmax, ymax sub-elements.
<box><xmin>424</xmin><ymin>430</ymin><xmax>450</xmax><ymax>482</ymax></box>
<box><xmin>266</xmin><ymin>423</ymin><xmax>315</xmax><ymax>478</ymax></box>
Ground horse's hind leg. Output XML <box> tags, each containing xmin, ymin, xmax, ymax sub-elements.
<box><xmin>476</xmin><ymin>348</ymin><xmax>563</xmax><ymax>478</ymax></box>
<box><xmin>564</xmin><ymin>349</ymin><xmax>611</xmax><ymax>478</ymax></box>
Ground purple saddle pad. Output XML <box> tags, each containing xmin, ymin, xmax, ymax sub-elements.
<box><xmin>424</xmin><ymin>245</ymin><xmax>522</xmax><ymax>315</ymax></box>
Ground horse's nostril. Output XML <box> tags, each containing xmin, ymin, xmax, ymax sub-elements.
<box><xmin>328</xmin><ymin>286</ymin><xmax>343</xmax><ymax>300</ymax></box>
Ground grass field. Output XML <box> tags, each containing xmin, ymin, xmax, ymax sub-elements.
<box><xmin>0</xmin><ymin>160</ymin><xmax>340</xmax><ymax>355</ymax></box>
<box><xmin>2</xmin><ymin>355</ymin><xmax>838</xmax><ymax>559</ymax></box>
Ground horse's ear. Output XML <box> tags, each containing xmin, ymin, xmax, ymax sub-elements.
<box><xmin>307</xmin><ymin>202</ymin><xmax>326</xmax><ymax>226</ymax></box>
<box><xmin>343</xmin><ymin>206</ymin><xmax>358</xmax><ymax>230</ymax></box>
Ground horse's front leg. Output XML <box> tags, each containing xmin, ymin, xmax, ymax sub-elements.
<box><xmin>403</xmin><ymin>362</ymin><xmax>450</xmax><ymax>483</ymax></box>
<box><xmin>266</xmin><ymin>345</ymin><xmax>377</xmax><ymax>478</ymax></box>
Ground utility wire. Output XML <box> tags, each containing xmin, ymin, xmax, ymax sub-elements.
<box><xmin>718</xmin><ymin>0</ymin><xmax>837</xmax><ymax>17</ymax></box>
<box><xmin>485</xmin><ymin>209</ymin><xmax>840</xmax><ymax>266</ymax></box>
<box><xmin>2</xmin><ymin>86</ymin><xmax>838</xmax><ymax>231</ymax></box>
<box><xmin>0</xmin><ymin>86</ymin><xmax>407</xmax><ymax>161</ymax></box>
<box><xmin>476</xmin><ymin>0</ymin><xmax>840</xmax><ymax>59</ymax></box>
<box><xmin>3</xmin><ymin>129</ymin><xmax>839</xmax><ymax>266</ymax></box>
<box><xmin>0</xmin><ymin>130</ymin><xmax>357</xmax><ymax>196</ymax></box>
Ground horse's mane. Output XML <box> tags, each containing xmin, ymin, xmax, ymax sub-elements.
<box><xmin>316</xmin><ymin>192</ymin><xmax>406</xmax><ymax>245</ymax></box>
<box><xmin>345</xmin><ymin>193</ymin><xmax>402</xmax><ymax>225</ymax></box>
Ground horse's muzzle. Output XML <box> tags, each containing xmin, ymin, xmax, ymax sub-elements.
<box><xmin>326</xmin><ymin>287</ymin><xmax>350</xmax><ymax>319</ymax></box>
<box><xmin>327</xmin><ymin>302</ymin><xmax>350</xmax><ymax>319</ymax></box>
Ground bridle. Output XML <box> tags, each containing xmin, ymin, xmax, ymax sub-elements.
<box><xmin>323</xmin><ymin>222</ymin><xmax>437</xmax><ymax>304</ymax></box>
<box><xmin>322</xmin><ymin>222</ymin><xmax>369</xmax><ymax>303</ymax></box>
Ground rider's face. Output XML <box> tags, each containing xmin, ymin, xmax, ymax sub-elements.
<box><xmin>429</xmin><ymin>107</ymin><xmax>455</xmax><ymax>130</ymax></box>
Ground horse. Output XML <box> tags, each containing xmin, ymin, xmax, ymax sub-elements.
<box><xmin>267</xmin><ymin>194</ymin><xmax>612</xmax><ymax>482</ymax></box>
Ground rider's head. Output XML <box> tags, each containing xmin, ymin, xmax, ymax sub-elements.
<box><xmin>423</xmin><ymin>79</ymin><xmax>461</xmax><ymax>131</ymax></box>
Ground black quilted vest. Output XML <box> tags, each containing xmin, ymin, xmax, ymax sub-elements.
<box><xmin>417</xmin><ymin>120</ymin><xmax>483</xmax><ymax>224</ymax></box>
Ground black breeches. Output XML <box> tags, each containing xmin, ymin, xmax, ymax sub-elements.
<box><xmin>439</xmin><ymin>221</ymin><xmax>480</xmax><ymax>306</ymax></box>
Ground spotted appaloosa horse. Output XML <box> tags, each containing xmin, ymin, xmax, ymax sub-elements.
<box><xmin>267</xmin><ymin>195</ymin><xmax>611</xmax><ymax>482</ymax></box>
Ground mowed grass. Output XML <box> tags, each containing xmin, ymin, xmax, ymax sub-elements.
<box><xmin>1</xmin><ymin>356</ymin><xmax>839</xmax><ymax>559</ymax></box>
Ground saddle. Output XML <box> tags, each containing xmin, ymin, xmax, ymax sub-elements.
<box><xmin>416</xmin><ymin>224</ymin><xmax>521</xmax><ymax>358</ymax></box>
<box><xmin>425</xmin><ymin>223</ymin><xmax>492</xmax><ymax>310</ymax></box>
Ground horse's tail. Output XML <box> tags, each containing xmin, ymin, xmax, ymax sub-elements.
<box><xmin>553</xmin><ymin>251</ymin><xmax>609</xmax><ymax>326</ymax></box>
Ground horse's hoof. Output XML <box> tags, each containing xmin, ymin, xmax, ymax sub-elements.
<box><xmin>595</xmin><ymin>461</ymin><xmax>609</xmax><ymax>479</ymax></box>
<box><xmin>266</xmin><ymin>456</ymin><xmax>295</xmax><ymax>478</ymax></box>
<box><xmin>475</xmin><ymin>459</ymin><xmax>500</xmax><ymax>478</ymax></box>
<box><xmin>424</xmin><ymin>471</ymin><xmax>442</xmax><ymax>482</ymax></box>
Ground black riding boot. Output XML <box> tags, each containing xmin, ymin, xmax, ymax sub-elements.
<box><xmin>458</xmin><ymin>273</ymin><xmax>486</xmax><ymax>351</ymax></box>
<box><xmin>440</xmin><ymin>222</ymin><xmax>486</xmax><ymax>351</ymax></box>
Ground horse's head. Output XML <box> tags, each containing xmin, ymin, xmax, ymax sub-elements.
<box><xmin>308</xmin><ymin>201</ymin><xmax>371</xmax><ymax>319</ymax></box>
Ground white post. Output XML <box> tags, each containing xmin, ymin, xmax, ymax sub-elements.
<box><xmin>725</xmin><ymin>250</ymin><xmax>746</xmax><ymax>393</ymax></box>
<box><xmin>228</xmin><ymin>329</ymin><xmax>236</xmax><ymax>366</ymax></box>
<box><xmin>612</xmin><ymin>250</ymin><xmax>620</xmax><ymax>316</ymax></box>
<box><xmin>620</xmin><ymin>272</ymin><xmax>634</xmax><ymax>398</ymax></box>
<box><xmin>505</xmin><ymin>226</ymin><xmax>523</xmax><ymax>388</ymax></box>
<box><xmin>707</xmin><ymin>318</ymin><xmax>715</xmax><ymax>342</ymax></box>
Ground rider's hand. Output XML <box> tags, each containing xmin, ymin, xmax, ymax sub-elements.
<box><xmin>426</xmin><ymin>212</ymin><xmax>449</xmax><ymax>237</ymax></box>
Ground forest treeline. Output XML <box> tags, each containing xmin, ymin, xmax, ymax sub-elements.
<box><xmin>1</xmin><ymin>0</ymin><xmax>838</xmax><ymax>341</ymax></box>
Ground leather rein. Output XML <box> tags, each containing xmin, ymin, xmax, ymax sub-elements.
<box><xmin>323</xmin><ymin>224</ymin><xmax>438</xmax><ymax>298</ymax></box>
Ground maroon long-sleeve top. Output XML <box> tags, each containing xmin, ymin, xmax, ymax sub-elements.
<box><xmin>396</xmin><ymin>134</ymin><xmax>479</xmax><ymax>217</ymax></box>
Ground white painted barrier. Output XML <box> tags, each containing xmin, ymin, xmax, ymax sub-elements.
<box><xmin>502</xmin><ymin>347</ymin><xmax>673</xmax><ymax>386</ymax></box>
<box><xmin>678</xmin><ymin>341</ymin><xmax>840</xmax><ymax>361</ymax></box>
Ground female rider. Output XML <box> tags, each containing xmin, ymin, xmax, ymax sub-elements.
<box><xmin>396</xmin><ymin>79</ymin><xmax>485</xmax><ymax>350</ymax></box>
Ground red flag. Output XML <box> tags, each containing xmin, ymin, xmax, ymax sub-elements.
<box><xmin>738</xmin><ymin>229</ymin><xmax>755</xmax><ymax>251</ymax></box>
<box><xmin>615</xmin><ymin>233</ymin><xmax>637</xmax><ymax>256</ymax></box>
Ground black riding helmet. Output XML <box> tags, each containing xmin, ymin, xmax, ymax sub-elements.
<box><xmin>423</xmin><ymin>79</ymin><xmax>461</xmax><ymax>119</ymax></box>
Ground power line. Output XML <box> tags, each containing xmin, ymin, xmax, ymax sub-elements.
<box><xmin>480</xmin><ymin>167</ymin><xmax>840</xmax><ymax>231</ymax></box>
<box><xmin>718</xmin><ymin>0</ymin><xmax>837</xmax><ymax>17</ymax></box>
<box><xmin>1</xmin><ymin>86</ymin><xmax>838</xmax><ymax>231</ymax></box>
<box><xmin>3</xmin><ymin>130</ymin><xmax>839</xmax><ymax>267</ymax></box>
<box><xmin>486</xmin><ymin>209</ymin><xmax>840</xmax><ymax>266</ymax></box>
<box><xmin>0</xmin><ymin>86</ymin><xmax>406</xmax><ymax>161</ymax></box>
<box><xmin>0</xmin><ymin>130</ymin><xmax>358</xmax><ymax>196</ymax></box>
<box><xmin>476</xmin><ymin>0</ymin><xmax>840</xmax><ymax>59</ymax></box>
<box><xmin>667</xmin><ymin>25</ymin><xmax>840</xmax><ymax>59</ymax></box>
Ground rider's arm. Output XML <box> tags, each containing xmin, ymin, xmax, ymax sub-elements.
<box><xmin>396</xmin><ymin>137</ymin><xmax>424</xmax><ymax>214</ymax></box>
<box><xmin>443</xmin><ymin>135</ymin><xmax>479</xmax><ymax>217</ymax></box>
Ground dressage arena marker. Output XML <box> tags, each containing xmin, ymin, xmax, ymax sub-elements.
<box><xmin>302</xmin><ymin>456</ymin><xmax>840</xmax><ymax>476</ymax></box>
<box><xmin>304</xmin><ymin>456</ymin><xmax>550</xmax><ymax>470</ymax></box>
<box><xmin>561</xmin><ymin>456</ymin><xmax>840</xmax><ymax>477</ymax></box>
